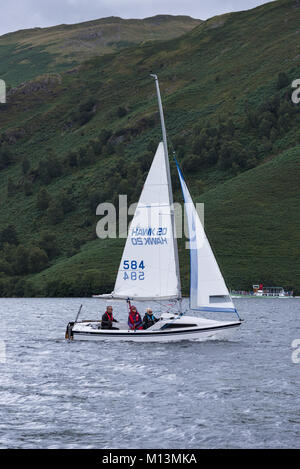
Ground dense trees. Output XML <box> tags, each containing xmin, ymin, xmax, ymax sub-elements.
<box><xmin>38</xmin><ymin>231</ymin><xmax>60</xmax><ymax>259</ymax></box>
<box><xmin>9</xmin><ymin>85</ymin><xmax>297</xmax><ymax>217</ymax></box>
<box><xmin>180</xmin><ymin>87</ymin><xmax>298</xmax><ymax>176</ymax></box>
<box><xmin>0</xmin><ymin>242</ymin><xmax>49</xmax><ymax>276</ymax></box>
<box><xmin>28</xmin><ymin>247</ymin><xmax>49</xmax><ymax>273</ymax></box>
<box><xmin>36</xmin><ymin>188</ymin><xmax>74</xmax><ymax>224</ymax></box>
<box><xmin>37</xmin><ymin>150</ymin><xmax>63</xmax><ymax>184</ymax></box>
<box><xmin>67</xmin><ymin>97</ymin><xmax>98</xmax><ymax>127</ymax></box>
<box><xmin>0</xmin><ymin>224</ymin><xmax>59</xmax><ymax>285</ymax></box>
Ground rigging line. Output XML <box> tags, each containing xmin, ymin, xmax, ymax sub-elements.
<box><xmin>153</xmin><ymin>300</ymin><xmax>178</xmax><ymax>317</ymax></box>
<box><xmin>155</xmin><ymin>300</ymin><xmax>183</xmax><ymax>319</ymax></box>
<box><xmin>151</xmin><ymin>74</ymin><xmax>182</xmax><ymax>302</ymax></box>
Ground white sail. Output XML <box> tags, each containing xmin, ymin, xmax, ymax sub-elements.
<box><xmin>176</xmin><ymin>163</ymin><xmax>236</xmax><ymax>312</ymax></box>
<box><xmin>109</xmin><ymin>142</ymin><xmax>181</xmax><ymax>300</ymax></box>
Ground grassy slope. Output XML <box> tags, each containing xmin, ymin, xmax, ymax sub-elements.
<box><xmin>29</xmin><ymin>145</ymin><xmax>300</xmax><ymax>295</ymax></box>
<box><xmin>0</xmin><ymin>15</ymin><xmax>202</xmax><ymax>86</ymax></box>
<box><xmin>0</xmin><ymin>0</ymin><xmax>300</xmax><ymax>295</ymax></box>
<box><xmin>199</xmin><ymin>145</ymin><xmax>300</xmax><ymax>291</ymax></box>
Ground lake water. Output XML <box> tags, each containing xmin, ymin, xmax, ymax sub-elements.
<box><xmin>0</xmin><ymin>297</ymin><xmax>299</xmax><ymax>449</ymax></box>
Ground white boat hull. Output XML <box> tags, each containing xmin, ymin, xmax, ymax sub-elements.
<box><xmin>68</xmin><ymin>314</ymin><xmax>241</xmax><ymax>343</ymax></box>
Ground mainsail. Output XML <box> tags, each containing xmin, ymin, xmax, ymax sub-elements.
<box><xmin>109</xmin><ymin>142</ymin><xmax>181</xmax><ymax>300</ymax></box>
<box><xmin>176</xmin><ymin>162</ymin><xmax>236</xmax><ymax>313</ymax></box>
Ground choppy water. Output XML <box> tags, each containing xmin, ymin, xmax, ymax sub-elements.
<box><xmin>0</xmin><ymin>297</ymin><xmax>299</xmax><ymax>449</ymax></box>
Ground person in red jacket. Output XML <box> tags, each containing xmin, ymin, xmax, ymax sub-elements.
<box><xmin>128</xmin><ymin>305</ymin><xmax>143</xmax><ymax>330</ymax></box>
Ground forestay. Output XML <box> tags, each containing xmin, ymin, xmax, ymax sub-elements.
<box><xmin>176</xmin><ymin>163</ymin><xmax>236</xmax><ymax>313</ymax></box>
<box><xmin>108</xmin><ymin>142</ymin><xmax>181</xmax><ymax>300</ymax></box>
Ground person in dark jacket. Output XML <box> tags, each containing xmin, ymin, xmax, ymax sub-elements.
<box><xmin>101</xmin><ymin>306</ymin><xmax>118</xmax><ymax>329</ymax></box>
<box><xmin>128</xmin><ymin>305</ymin><xmax>143</xmax><ymax>330</ymax></box>
<box><xmin>143</xmin><ymin>308</ymin><xmax>159</xmax><ymax>329</ymax></box>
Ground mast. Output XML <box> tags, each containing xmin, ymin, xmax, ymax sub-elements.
<box><xmin>151</xmin><ymin>74</ymin><xmax>182</xmax><ymax>305</ymax></box>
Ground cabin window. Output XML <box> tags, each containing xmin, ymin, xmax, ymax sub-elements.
<box><xmin>163</xmin><ymin>323</ymin><xmax>197</xmax><ymax>329</ymax></box>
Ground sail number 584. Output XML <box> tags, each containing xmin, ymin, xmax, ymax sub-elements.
<box><xmin>123</xmin><ymin>259</ymin><xmax>145</xmax><ymax>281</ymax></box>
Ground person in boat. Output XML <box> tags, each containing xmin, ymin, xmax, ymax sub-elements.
<box><xmin>128</xmin><ymin>305</ymin><xmax>143</xmax><ymax>330</ymax></box>
<box><xmin>142</xmin><ymin>308</ymin><xmax>159</xmax><ymax>329</ymax></box>
<box><xmin>101</xmin><ymin>306</ymin><xmax>119</xmax><ymax>329</ymax></box>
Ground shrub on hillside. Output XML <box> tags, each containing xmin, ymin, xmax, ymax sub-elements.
<box><xmin>36</xmin><ymin>188</ymin><xmax>52</xmax><ymax>210</ymax></box>
<box><xmin>37</xmin><ymin>152</ymin><xmax>63</xmax><ymax>184</ymax></box>
<box><xmin>0</xmin><ymin>146</ymin><xmax>14</xmax><ymax>170</ymax></box>
<box><xmin>0</xmin><ymin>225</ymin><xmax>19</xmax><ymax>246</ymax></box>
<box><xmin>98</xmin><ymin>129</ymin><xmax>112</xmax><ymax>146</ymax></box>
<box><xmin>7</xmin><ymin>177</ymin><xmax>18</xmax><ymax>197</ymax></box>
<box><xmin>38</xmin><ymin>231</ymin><xmax>60</xmax><ymax>259</ymax></box>
<box><xmin>277</xmin><ymin>72</ymin><xmax>289</xmax><ymax>90</ymax></box>
<box><xmin>13</xmin><ymin>279</ymin><xmax>35</xmax><ymax>297</ymax></box>
<box><xmin>14</xmin><ymin>245</ymin><xmax>29</xmax><ymax>275</ymax></box>
<box><xmin>23</xmin><ymin>180</ymin><xmax>33</xmax><ymax>196</ymax></box>
<box><xmin>88</xmin><ymin>191</ymin><xmax>103</xmax><ymax>212</ymax></box>
<box><xmin>28</xmin><ymin>247</ymin><xmax>49</xmax><ymax>273</ymax></box>
<box><xmin>0</xmin><ymin>259</ymin><xmax>13</xmax><ymax>276</ymax></box>
<box><xmin>78</xmin><ymin>145</ymin><xmax>96</xmax><ymax>167</ymax></box>
<box><xmin>47</xmin><ymin>200</ymin><xmax>64</xmax><ymax>225</ymax></box>
<box><xmin>22</xmin><ymin>157</ymin><xmax>30</xmax><ymax>175</ymax></box>
<box><xmin>66</xmin><ymin>151</ymin><xmax>78</xmax><ymax>167</ymax></box>
<box><xmin>117</xmin><ymin>106</ymin><xmax>127</xmax><ymax>118</ymax></box>
<box><xmin>138</xmin><ymin>152</ymin><xmax>153</xmax><ymax>172</ymax></box>
<box><xmin>57</xmin><ymin>190</ymin><xmax>74</xmax><ymax>214</ymax></box>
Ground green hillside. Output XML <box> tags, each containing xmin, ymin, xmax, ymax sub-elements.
<box><xmin>0</xmin><ymin>0</ymin><xmax>299</xmax><ymax>297</ymax></box>
<box><xmin>199</xmin><ymin>146</ymin><xmax>300</xmax><ymax>292</ymax></box>
<box><xmin>0</xmin><ymin>15</ymin><xmax>202</xmax><ymax>86</ymax></box>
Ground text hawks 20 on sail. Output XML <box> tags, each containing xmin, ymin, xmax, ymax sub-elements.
<box><xmin>101</xmin><ymin>452</ymin><xmax>197</xmax><ymax>466</ymax></box>
<box><xmin>131</xmin><ymin>226</ymin><xmax>169</xmax><ymax>246</ymax></box>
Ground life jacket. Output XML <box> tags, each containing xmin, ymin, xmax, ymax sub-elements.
<box><xmin>146</xmin><ymin>313</ymin><xmax>155</xmax><ymax>322</ymax></box>
<box><xmin>143</xmin><ymin>313</ymin><xmax>156</xmax><ymax>329</ymax></box>
<box><xmin>128</xmin><ymin>310</ymin><xmax>143</xmax><ymax>329</ymax></box>
<box><xmin>105</xmin><ymin>311</ymin><xmax>113</xmax><ymax>322</ymax></box>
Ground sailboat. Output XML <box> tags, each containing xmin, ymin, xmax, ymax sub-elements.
<box><xmin>65</xmin><ymin>75</ymin><xmax>242</xmax><ymax>342</ymax></box>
